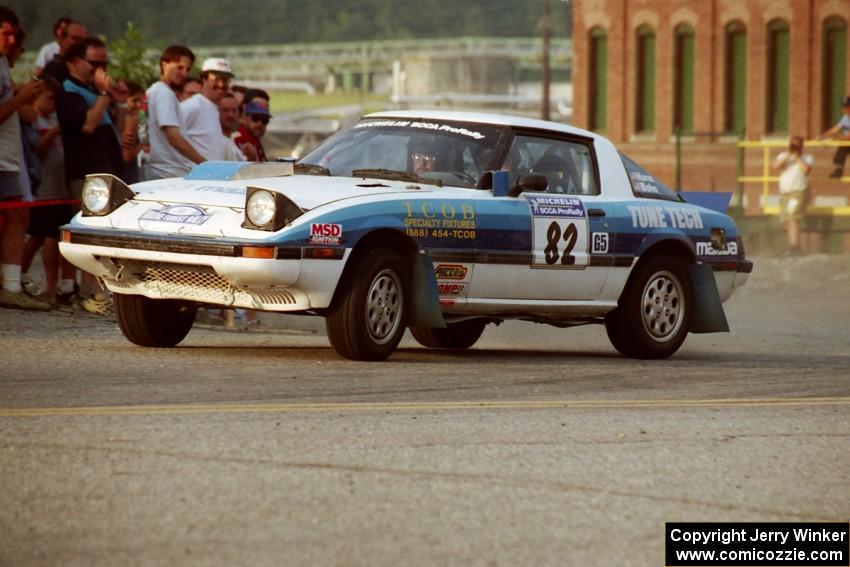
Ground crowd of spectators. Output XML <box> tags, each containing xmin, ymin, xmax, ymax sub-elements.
<box><xmin>0</xmin><ymin>7</ymin><xmax>271</xmax><ymax>314</ymax></box>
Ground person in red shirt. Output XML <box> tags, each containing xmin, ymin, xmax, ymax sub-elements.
<box><xmin>234</xmin><ymin>100</ymin><xmax>270</xmax><ymax>161</ymax></box>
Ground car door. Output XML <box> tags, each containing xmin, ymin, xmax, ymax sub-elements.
<box><xmin>469</xmin><ymin>132</ymin><xmax>612</xmax><ymax>301</ymax></box>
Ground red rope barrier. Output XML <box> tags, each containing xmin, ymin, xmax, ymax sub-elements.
<box><xmin>0</xmin><ymin>199</ymin><xmax>79</xmax><ymax>210</ymax></box>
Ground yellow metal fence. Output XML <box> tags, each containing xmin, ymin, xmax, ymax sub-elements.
<box><xmin>736</xmin><ymin>139</ymin><xmax>850</xmax><ymax>216</ymax></box>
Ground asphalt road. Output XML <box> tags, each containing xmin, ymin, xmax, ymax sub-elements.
<box><xmin>1</xmin><ymin>255</ymin><xmax>848</xmax><ymax>566</ymax></box>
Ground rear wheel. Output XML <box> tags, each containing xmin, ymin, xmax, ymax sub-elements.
<box><xmin>114</xmin><ymin>294</ymin><xmax>198</xmax><ymax>347</ymax></box>
<box><xmin>325</xmin><ymin>248</ymin><xmax>408</xmax><ymax>361</ymax></box>
<box><xmin>605</xmin><ymin>256</ymin><xmax>692</xmax><ymax>359</ymax></box>
<box><xmin>411</xmin><ymin>319</ymin><xmax>486</xmax><ymax>350</ymax></box>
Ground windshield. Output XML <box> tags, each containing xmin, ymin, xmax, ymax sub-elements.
<box><xmin>298</xmin><ymin>118</ymin><xmax>507</xmax><ymax>188</ymax></box>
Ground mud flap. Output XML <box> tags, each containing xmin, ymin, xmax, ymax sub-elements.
<box><xmin>410</xmin><ymin>251</ymin><xmax>446</xmax><ymax>328</ymax></box>
<box><xmin>688</xmin><ymin>263</ymin><xmax>730</xmax><ymax>333</ymax></box>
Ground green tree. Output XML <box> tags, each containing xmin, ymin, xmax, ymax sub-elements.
<box><xmin>105</xmin><ymin>22</ymin><xmax>158</xmax><ymax>87</ymax></box>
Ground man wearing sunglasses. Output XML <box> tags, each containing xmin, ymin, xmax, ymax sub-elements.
<box><xmin>54</xmin><ymin>36</ymin><xmax>128</xmax><ymax>315</ymax></box>
<box><xmin>234</xmin><ymin>100</ymin><xmax>270</xmax><ymax>161</ymax></box>
<box><xmin>55</xmin><ymin>36</ymin><xmax>127</xmax><ymax>195</ymax></box>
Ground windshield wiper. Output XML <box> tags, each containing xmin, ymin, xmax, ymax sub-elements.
<box><xmin>350</xmin><ymin>168</ymin><xmax>441</xmax><ymax>187</ymax></box>
<box><xmin>294</xmin><ymin>163</ymin><xmax>331</xmax><ymax>176</ymax></box>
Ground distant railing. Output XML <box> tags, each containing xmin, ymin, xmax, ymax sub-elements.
<box><xmin>736</xmin><ymin>139</ymin><xmax>850</xmax><ymax>216</ymax></box>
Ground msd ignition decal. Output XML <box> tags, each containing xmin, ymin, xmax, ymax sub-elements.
<box><xmin>140</xmin><ymin>205</ymin><xmax>211</xmax><ymax>225</ymax></box>
<box><xmin>525</xmin><ymin>195</ymin><xmax>590</xmax><ymax>268</ymax></box>
<box><xmin>627</xmin><ymin>205</ymin><xmax>704</xmax><ymax>230</ymax></box>
<box><xmin>403</xmin><ymin>202</ymin><xmax>477</xmax><ymax>241</ymax></box>
<box><xmin>310</xmin><ymin>223</ymin><xmax>342</xmax><ymax>245</ymax></box>
<box><xmin>437</xmin><ymin>283</ymin><xmax>466</xmax><ymax>296</ymax></box>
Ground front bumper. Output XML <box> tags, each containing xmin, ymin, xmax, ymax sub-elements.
<box><xmin>59</xmin><ymin>227</ymin><xmax>347</xmax><ymax>310</ymax></box>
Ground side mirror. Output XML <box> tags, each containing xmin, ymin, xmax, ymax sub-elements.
<box><xmin>508</xmin><ymin>174</ymin><xmax>548</xmax><ymax>197</ymax></box>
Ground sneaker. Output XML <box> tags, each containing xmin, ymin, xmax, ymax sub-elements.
<box><xmin>80</xmin><ymin>295</ymin><xmax>113</xmax><ymax>316</ymax></box>
<box><xmin>829</xmin><ymin>168</ymin><xmax>843</xmax><ymax>178</ymax></box>
<box><xmin>0</xmin><ymin>288</ymin><xmax>52</xmax><ymax>311</ymax></box>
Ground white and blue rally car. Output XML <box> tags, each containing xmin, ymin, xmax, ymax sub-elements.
<box><xmin>60</xmin><ymin>111</ymin><xmax>752</xmax><ymax>361</ymax></box>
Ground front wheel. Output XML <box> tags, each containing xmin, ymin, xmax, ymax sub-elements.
<box><xmin>114</xmin><ymin>294</ymin><xmax>198</xmax><ymax>347</ymax></box>
<box><xmin>411</xmin><ymin>319</ymin><xmax>487</xmax><ymax>350</ymax></box>
<box><xmin>605</xmin><ymin>256</ymin><xmax>693</xmax><ymax>359</ymax></box>
<box><xmin>325</xmin><ymin>248</ymin><xmax>408</xmax><ymax>361</ymax></box>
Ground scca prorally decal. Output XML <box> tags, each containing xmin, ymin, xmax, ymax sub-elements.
<box><xmin>140</xmin><ymin>205</ymin><xmax>211</xmax><ymax>225</ymax></box>
<box><xmin>310</xmin><ymin>223</ymin><xmax>342</xmax><ymax>245</ymax></box>
<box><xmin>627</xmin><ymin>205</ymin><xmax>704</xmax><ymax>229</ymax></box>
<box><xmin>526</xmin><ymin>195</ymin><xmax>585</xmax><ymax>218</ymax></box>
<box><xmin>696</xmin><ymin>241</ymin><xmax>738</xmax><ymax>256</ymax></box>
<box><xmin>353</xmin><ymin>120</ymin><xmax>486</xmax><ymax>140</ymax></box>
<box><xmin>591</xmin><ymin>232</ymin><xmax>609</xmax><ymax>254</ymax></box>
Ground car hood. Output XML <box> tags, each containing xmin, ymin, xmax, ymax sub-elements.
<box><xmin>130</xmin><ymin>174</ymin><xmax>432</xmax><ymax>211</ymax></box>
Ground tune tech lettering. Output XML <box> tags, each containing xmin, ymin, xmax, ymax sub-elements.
<box><xmin>627</xmin><ymin>206</ymin><xmax>704</xmax><ymax>230</ymax></box>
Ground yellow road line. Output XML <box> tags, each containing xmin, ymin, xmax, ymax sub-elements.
<box><xmin>1</xmin><ymin>397</ymin><xmax>850</xmax><ymax>418</ymax></box>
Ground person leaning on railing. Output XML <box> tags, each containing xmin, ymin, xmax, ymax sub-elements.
<box><xmin>818</xmin><ymin>95</ymin><xmax>850</xmax><ymax>179</ymax></box>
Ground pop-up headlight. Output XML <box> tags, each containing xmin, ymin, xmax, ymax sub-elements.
<box><xmin>242</xmin><ymin>187</ymin><xmax>303</xmax><ymax>231</ymax></box>
<box><xmin>81</xmin><ymin>174</ymin><xmax>135</xmax><ymax>217</ymax></box>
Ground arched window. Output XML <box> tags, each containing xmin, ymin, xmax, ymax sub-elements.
<box><xmin>673</xmin><ymin>24</ymin><xmax>695</xmax><ymax>132</ymax></box>
<box><xmin>724</xmin><ymin>21</ymin><xmax>747</xmax><ymax>134</ymax></box>
<box><xmin>589</xmin><ymin>27</ymin><xmax>608</xmax><ymax>132</ymax></box>
<box><xmin>636</xmin><ymin>25</ymin><xmax>656</xmax><ymax>132</ymax></box>
<box><xmin>766</xmin><ymin>19</ymin><xmax>790</xmax><ymax>133</ymax></box>
<box><xmin>822</xmin><ymin>17</ymin><xmax>848</xmax><ymax>131</ymax></box>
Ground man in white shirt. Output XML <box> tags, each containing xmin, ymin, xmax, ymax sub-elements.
<box><xmin>181</xmin><ymin>57</ymin><xmax>236</xmax><ymax>161</ymax></box>
<box><xmin>145</xmin><ymin>45</ymin><xmax>205</xmax><ymax>180</ymax></box>
<box><xmin>34</xmin><ymin>16</ymin><xmax>69</xmax><ymax>76</ymax></box>
<box><xmin>218</xmin><ymin>91</ymin><xmax>246</xmax><ymax>161</ymax></box>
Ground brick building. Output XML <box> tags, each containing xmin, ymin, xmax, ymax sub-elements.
<box><xmin>572</xmin><ymin>0</ymin><xmax>850</xmax><ymax>209</ymax></box>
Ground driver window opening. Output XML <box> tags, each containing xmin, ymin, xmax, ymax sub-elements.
<box><xmin>503</xmin><ymin>135</ymin><xmax>598</xmax><ymax>195</ymax></box>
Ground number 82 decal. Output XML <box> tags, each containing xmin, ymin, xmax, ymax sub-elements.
<box><xmin>532</xmin><ymin>218</ymin><xmax>589</xmax><ymax>268</ymax></box>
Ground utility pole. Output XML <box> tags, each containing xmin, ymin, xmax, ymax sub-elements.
<box><xmin>542</xmin><ymin>0</ymin><xmax>551</xmax><ymax>121</ymax></box>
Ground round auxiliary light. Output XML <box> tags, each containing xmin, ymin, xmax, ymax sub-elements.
<box><xmin>82</xmin><ymin>177</ymin><xmax>111</xmax><ymax>214</ymax></box>
<box><xmin>246</xmin><ymin>190</ymin><xmax>277</xmax><ymax>227</ymax></box>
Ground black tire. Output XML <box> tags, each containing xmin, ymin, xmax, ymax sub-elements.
<box><xmin>411</xmin><ymin>319</ymin><xmax>486</xmax><ymax>350</ymax></box>
<box><xmin>325</xmin><ymin>248</ymin><xmax>408</xmax><ymax>361</ymax></box>
<box><xmin>605</xmin><ymin>255</ymin><xmax>693</xmax><ymax>359</ymax></box>
<box><xmin>114</xmin><ymin>293</ymin><xmax>198</xmax><ymax>348</ymax></box>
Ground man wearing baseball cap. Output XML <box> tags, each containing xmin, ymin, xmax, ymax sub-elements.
<box><xmin>181</xmin><ymin>57</ymin><xmax>235</xmax><ymax>160</ymax></box>
<box><xmin>235</xmin><ymin>99</ymin><xmax>271</xmax><ymax>161</ymax></box>
<box><xmin>819</xmin><ymin>95</ymin><xmax>850</xmax><ymax>178</ymax></box>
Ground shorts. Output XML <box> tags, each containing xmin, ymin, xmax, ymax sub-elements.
<box><xmin>779</xmin><ymin>191</ymin><xmax>806</xmax><ymax>222</ymax></box>
<box><xmin>0</xmin><ymin>171</ymin><xmax>22</xmax><ymax>200</ymax></box>
<box><xmin>28</xmin><ymin>203</ymin><xmax>75</xmax><ymax>239</ymax></box>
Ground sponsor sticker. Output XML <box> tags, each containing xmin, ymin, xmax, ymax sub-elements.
<box><xmin>437</xmin><ymin>283</ymin><xmax>466</xmax><ymax>296</ymax></box>
<box><xmin>310</xmin><ymin>223</ymin><xmax>342</xmax><ymax>245</ymax></box>
<box><xmin>526</xmin><ymin>195</ymin><xmax>586</xmax><ymax>218</ymax></box>
<box><xmin>140</xmin><ymin>205</ymin><xmax>211</xmax><ymax>225</ymax></box>
<box><xmin>696</xmin><ymin>241</ymin><xmax>738</xmax><ymax>256</ymax></box>
<box><xmin>627</xmin><ymin>205</ymin><xmax>704</xmax><ymax>230</ymax></box>
<box><xmin>434</xmin><ymin>264</ymin><xmax>468</xmax><ymax>280</ymax></box>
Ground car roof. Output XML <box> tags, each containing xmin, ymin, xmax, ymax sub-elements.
<box><xmin>364</xmin><ymin>110</ymin><xmax>603</xmax><ymax>141</ymax></box>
